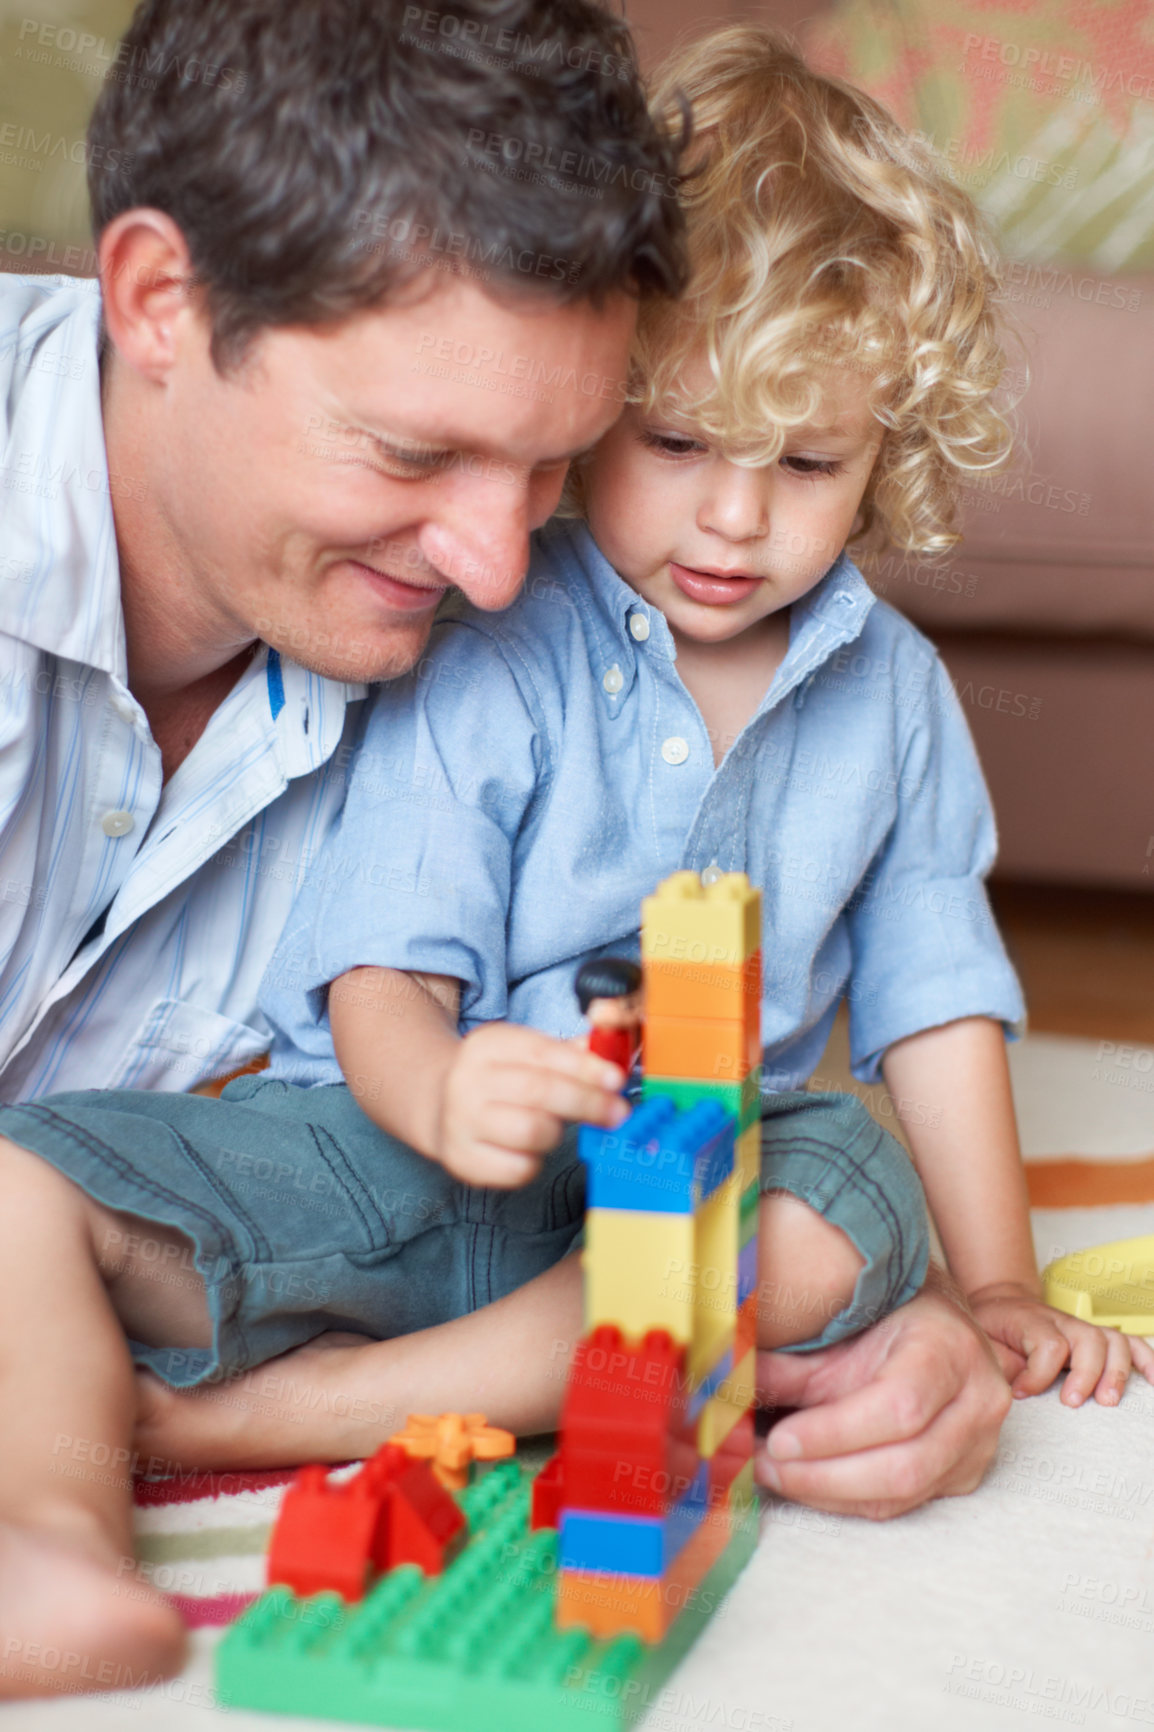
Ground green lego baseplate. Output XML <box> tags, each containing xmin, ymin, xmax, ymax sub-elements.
<box><xmin>216</xmin><ymin>1458</ymin><xmax>759</xmax><ymax>1731</ymax></box>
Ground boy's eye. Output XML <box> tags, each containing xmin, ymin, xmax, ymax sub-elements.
<box><xmin>781</xmin><ymin>454</ymin><xmax>843</xmax><ymax>478</ymax></box>
<box><xmin>639</xmin><ymin>428</ymin><xmax>708</xmax><ymax>458</ymax></box>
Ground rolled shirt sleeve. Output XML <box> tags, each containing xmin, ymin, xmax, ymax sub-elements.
<box><xmin>260</xmin><ymin>621</ymin><xmax>547</xmax><ymax>1078</ymax></box>
<box><xmin>844</xmin><ymin>652</ymin><xmax>1025</xmax><ymax>1083</ymax></box>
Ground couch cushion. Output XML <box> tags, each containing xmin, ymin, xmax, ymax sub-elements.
<box><xmin>867</xmin><ymin>273</ymin><xmax>1154</xmax><ymax>639</ymax></box>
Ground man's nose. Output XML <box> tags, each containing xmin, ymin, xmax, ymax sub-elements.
<box><xmin>417</xmin><ymin>471</ymin><xmax>533</xmax><ymax>612</ymax></box>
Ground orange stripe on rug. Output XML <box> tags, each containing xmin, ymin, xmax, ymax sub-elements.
<box><xmin>1026</xmin><ymin>1157</ymin><xmax>1154</xmax><ymax>1209</ymax></box>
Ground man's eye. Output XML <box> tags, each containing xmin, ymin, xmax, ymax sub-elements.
<box><xmin>383</xmin><ymin>447</ymin><xmax>450</xmax><ymax>473</ymax></box>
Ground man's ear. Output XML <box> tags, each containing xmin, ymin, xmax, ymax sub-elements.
<box><xmin>98</xmin><ymin>209</ymin><xmax>200</xmax><ymax>383</ymax></box>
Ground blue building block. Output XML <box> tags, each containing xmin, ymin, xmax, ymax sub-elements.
<box><xmin>559</xmin><ymin>1463</ymin><xmax>709</xmax><ymax>1578</ymax></box>
<box><xmin>737</xmin><ymin>1234</ymin><xmax>758</xmax><ymax>1306</ymax></box>
<box><xmin>579</xmin><ymin>1096</ymin><xmax>734</xmax><ymax>1215</ymax></box>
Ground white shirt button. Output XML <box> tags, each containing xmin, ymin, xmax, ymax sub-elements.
<box><xmin>602</xmin><ymin>664</ymin><xmax>624</xmax><ymax>696</ymax></box>
<box><xmin>629</xmin><ymin>613</ymin><xmax>650</xmax><ymax>642</ymax></box>
<box><xmin>111</xmin><ymin>696</ymin><xmax>135</xmax><ymax>724</ymax></box>
<box><xmin>701</xmin><ymin>862</ymin><xmax>723</xmax><ymax>885</ymax></box>
<box><xmin>101</xmin><ymin>809</ymin><xmax>135</xmax><ymax>838</ymax></box>
<box><xmin>661</xmin><ymin>736</ymin><xmax>689</xmax><ymax>766</ymax></box>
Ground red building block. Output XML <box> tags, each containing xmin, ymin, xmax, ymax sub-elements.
<box><xmin>384</xmin><ymin>1465</ymin><xmax>466</xmax><ymax>1574</ymax></box>
<box><xmin>560</xmin><ymin>1326</ymin><xmax>697</xmax><ymax>1517</ymax></box>
<box><xmin>267</xmin><ymin>1447</ymin><xmax>466</xmax><ymax>1601</ymax></box>
<box><xmin>530</xmin><ymin>1452</ymin><xmax>566</xmax><ymax>1531</ymax></box>
<box><xmin>267</xmin><ymin>1464</ymin><xmax>380</xmax><ymax>1602</ymax></box>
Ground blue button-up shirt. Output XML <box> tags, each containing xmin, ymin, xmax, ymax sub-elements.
<box><xmin>264</xmin><ymin>517</ymin><xmax>1024</xmax><ymax>1091</ymax></box>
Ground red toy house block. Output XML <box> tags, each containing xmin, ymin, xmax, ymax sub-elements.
<box><xmin>267</xmin><ymin>1448</ymin><xmax>466</xmax><ymax>1601</ymax></box>
<box><xmin>560</xmin><ymin>1325</ymin><xmax>697</xmax><ymax>1518</ymax></box>
<box><xmin>531</xmin><ymin>1452</ymin><xmax>566</xmax><ymax>1531</ymax></box>
<box><xmin>267</xmin><ymin>1464</ymin><xmax>380</xmax><ymax>1602</ymax></box>
<box><xmin>374</xmin><ymin>1449</ymin><xmax>466</xmax><ymax>1575</ymax></box>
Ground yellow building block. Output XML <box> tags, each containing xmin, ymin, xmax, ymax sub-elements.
<box><xmin>584</xmin><ymin>1206</ymin><xmax>696</xmax><ymax>1341</ymax></box>
<box><xmin>736</xmin><ymin>1122</ymin><xmax>760</xmax><ymax>1195</ymax></box>
<box><xmin>642</xmin><ymin>871</ymin><xmax>761</xmax><ymax>969</ymax></box>
<box><xmin>693</xmin><ymin>1171</ymin><xmax>739</xmax><ymax>1369</ymax></box>
<box><xmin>697</xmin><ymin>1348</ymin><xmax>757</xmax><ymax>1458</ymax></box>
<box><xmin>645</xmin><ymin>953</ymin><xmax>761</xmax><ymax>1022</ymax></box>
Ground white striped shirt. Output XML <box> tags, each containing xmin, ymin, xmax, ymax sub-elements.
<box><xmin>0</xmin><ymin>274</ymin><xmax>363</xmax><ymax>1100</ymax></box>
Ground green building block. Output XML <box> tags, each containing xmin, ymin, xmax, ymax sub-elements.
<box><xmin>216</xmin><ymin>1460</ymin><xmax>760</xmax><ymax>1731</ymax></box>
<box><xmin>642</xmin><ymin>1069</ymin><xmax>761</xmax><ymax>1134</ymax></box>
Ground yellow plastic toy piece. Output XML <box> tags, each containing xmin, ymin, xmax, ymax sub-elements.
<box><xmin>584</xmin><ymin>1207</ymin><xmax>696</xmax><ymax>1341</ymax></box>
<box><xmin>641</xmin><ymin>871</ymin><xmax>761</xmax><ymax>969</ymax></box>
<box><xmin>1042</xmin><ymin>1234</ymin><xmax>1154</xmax><ymax>1333</ymax></box>
<box><xmin>697</xmin><ymin>1347</ymin><xmax>757</xmax><ymax>1457</ymax></box>
<box><xmin>692</xmin><ymin>1172</ymin><xmax>740</xmax><ymax>1375</ymax></box>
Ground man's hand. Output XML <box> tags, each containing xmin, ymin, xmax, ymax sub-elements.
<box><xmin>968</xmin><ymin>1280</ymin><xmax>1154</xmax><ymax>1408</ymax></box>
<box><xmin>754</xmin><ymin>1270</ymin><xmax>1012</xmax><ymax>1520</ymax></box>
<box><xmin>436</xmin><ymin>1022</ymin><xmax>628</xmax><ymax>1187</ymax></box>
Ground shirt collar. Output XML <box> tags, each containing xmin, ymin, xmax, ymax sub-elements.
<box><xmin>0</xmin><ymin>276</ymin><xmax>125</xmax><ymax>677</ymax></box>
<box><xmin>533</xmin><ymin>518</ymin><xmax>876</xmax><ymax>716</ymax></box>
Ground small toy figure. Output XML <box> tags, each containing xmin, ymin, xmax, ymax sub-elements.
<box><xmin>574</xmin><ymin>957</ymin><xmax>643</xmax><ymax>1076</ymax></box>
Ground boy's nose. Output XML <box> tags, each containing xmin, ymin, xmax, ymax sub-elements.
<box><xmin>698</xmin><ymin>469</ymin><xmax>771</xmax><ymax>541</ymax></box>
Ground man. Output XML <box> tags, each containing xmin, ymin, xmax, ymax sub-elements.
<box><xmin>0</xmin><ymin>1</ymin><xmax>1009</xmax><ymax>1689</ymax></box>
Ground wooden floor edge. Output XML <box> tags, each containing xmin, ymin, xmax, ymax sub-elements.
<box><xmin>1025</xmin><ymin>1156</ymin><xmax>1154</xmax><ymax>1209</ymax></box>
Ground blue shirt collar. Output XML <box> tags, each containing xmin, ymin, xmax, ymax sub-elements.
<box><xmin>535</xmin><ymin>518</ymin><xmax>876</xmax><ymax>717</ymax></box>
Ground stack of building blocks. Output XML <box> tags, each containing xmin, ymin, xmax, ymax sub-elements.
<box><xmin>553</xmin><ymin>870</ymin><xmax>761</xmax><ymax>1642</ymax></box>
<box><xmin>216</xmin><ymin>868</ymin><xmax>763</xmax><ymax>1725</ymax></box>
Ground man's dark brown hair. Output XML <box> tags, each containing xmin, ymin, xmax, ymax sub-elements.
<box><xmin>87</xmin><ymin>0</ymin><xmax>687</xmax><ymax>370</ymax></box>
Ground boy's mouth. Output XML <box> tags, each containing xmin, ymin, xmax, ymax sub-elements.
<box><xmin>668</xmin><ymin>561</ymin><xmax>763</xmax><ymax>607</ymax></box>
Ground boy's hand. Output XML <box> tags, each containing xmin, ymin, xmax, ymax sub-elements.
<box><xmin>969</xmin><ymin>1281</ymin><xmax>1154</xmax><ymax>1407</ymax></box>
<box><xmin>436</xmin><ymin>1023</ymin><xmax>629</xmax><ymax>1188</ymax></box>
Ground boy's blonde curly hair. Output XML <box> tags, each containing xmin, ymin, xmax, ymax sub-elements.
<box><xmin>567</xmin><ymin>26</ymin><xmax>1017</xmax><ymax>556</ymax></box>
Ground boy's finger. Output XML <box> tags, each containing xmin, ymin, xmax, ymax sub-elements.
<box><xmin>494</xmin><ymin>1026</ymin><xmax>625</xmax><ymax>1093</ymax></box>
<box><xmin>1055</xmin><ymin>1323</ymin><xmax>1108</xmax><ymax>1407</ymax></box>
<box><xmin>1009</xmin><ymin>1326</ymin><xmax>1069</xmax><ymax>1397</ymax></box>
<box><xmin>1090</xmin><ymin>1330</ymin><xmax>1132</xmax><ymax>1407</ymax></box>
<box><xmin>491</xmin><ymin>1062</ymin><xmax>630</xmax><ymax>1130</ymax></box>
<box><xmin>445</xmin><ymin>1140</ymin><xmax>541</xmax><ymax>1189</ymax></box>
<box><xmin>1126</xmin><ymin>1334</ymin><xmax>1154</xmax><ymax>1383</ymax></box>
<box><xmin>474</xmin><ymin>1099</ymin><xmax>568</xmax><ymax>1155</ymax></box>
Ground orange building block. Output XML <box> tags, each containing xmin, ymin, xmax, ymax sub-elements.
<box><xmin>644</xmin><ymin>953</ymin><xmax>761</xmax><ymax>1023</ymax></box>
<box><xmin>557</xmin><ymin>1499</ymin><xmax>733</xmax><ymax>1642</ymax></box>
<box><xmin>643</xmin><ymin>1013</ymin><xmax>759</xmax><ymax>1083</ymax></box>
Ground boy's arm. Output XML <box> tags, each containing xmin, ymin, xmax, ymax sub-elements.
<box><xmin>329</xmin><ymin>965</ymin><xmax>628</xmax><ymax>1187</ymax></box>
<box><xmin>882</xmin><ymin>1016</ymin><xmax>1154</xmax><ymax>1405</ymax></box>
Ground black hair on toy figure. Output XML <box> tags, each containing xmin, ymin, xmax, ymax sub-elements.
<box><xmin>574</xmin><ymin>957</ymin><xmax>643</xmax><ymax>1014</ymax></box>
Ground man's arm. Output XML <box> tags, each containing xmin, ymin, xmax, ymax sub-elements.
<box><xmin>754</xmin><ymin>1262</ymin><xmax>1012</xmax><ymax>1520</ymax></box>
